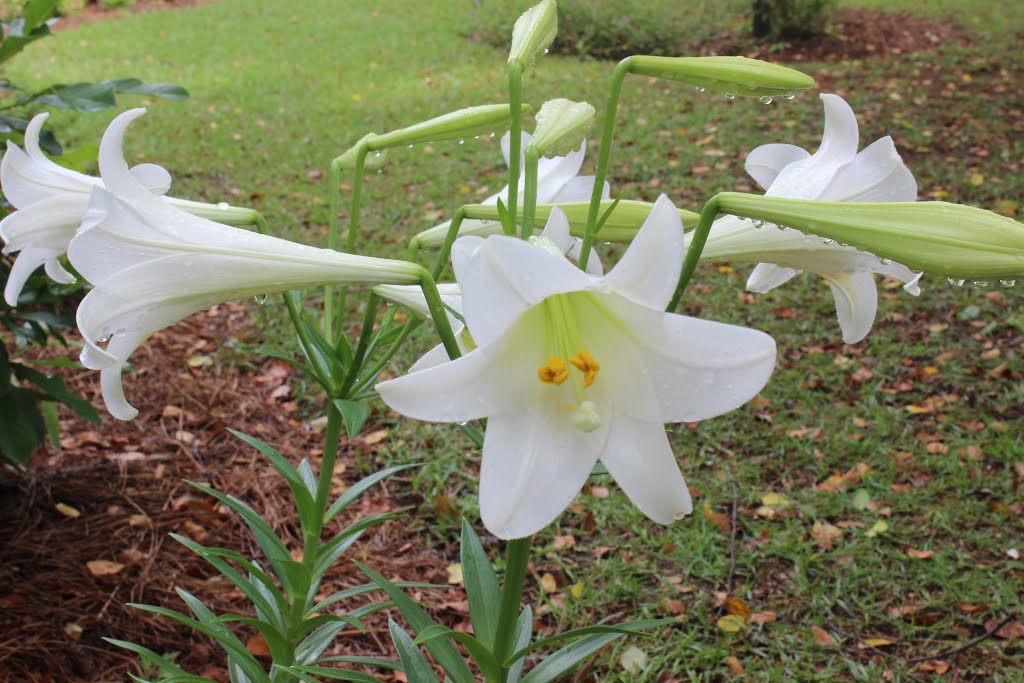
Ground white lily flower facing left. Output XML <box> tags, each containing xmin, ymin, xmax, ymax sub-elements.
<box><xmin>701</xmin><ymin>94</ymin><xmax>922</xmax><ymax>344</ymax></box>
<box><xmin>69</xmin><ymin>108</ymin><xmax>425</xmax><ymax>420</ymax></box>
<box><xmin>0</xmin><ymin>112</ymin><xmax>255</xmax><ymax>306</ymax></box>
<box><xmin>378</xmin><ymin>195</ymin><xmax>776</xmax><ymax>539</ymax></box>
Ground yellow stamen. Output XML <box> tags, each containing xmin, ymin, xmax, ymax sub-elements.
<box><xmin>538</xmin><ymin>356</ymin><xmax>569</xmax><ymax>385</ymax></box>
<box><xmin>569</xmin><ymin>348</ymin><xmax>600</xmax><ymax>388</ymax></box>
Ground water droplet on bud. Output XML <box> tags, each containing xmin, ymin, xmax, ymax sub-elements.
<box><xmin>760</xmin><ymin>96</ymin><xmax>773</xmax><ymax>105</ymax></box>
<box><xmin>974</xmin><ymin>280</ymin><xmax>991</xmax><ymax>288</ymax></box>
<box><xmin>1000</xmin><ymin>279</ymin><xmax>1016</xmax><ymax>287</ymax></box>
<box><xmin>947</xmin><ymin>277</ymin><xmax>965</xmax><ymax>286</ymax></box>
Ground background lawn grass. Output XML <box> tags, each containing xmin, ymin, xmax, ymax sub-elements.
<box><xmin>6</xmin><ymin>0</ymin><xmax>1022</xmax><ymax>680</ymax></box>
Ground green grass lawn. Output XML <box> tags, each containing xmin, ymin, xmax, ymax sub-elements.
<box><xmin>8</xmin><ymin>0</ymin><xmax>1023</xmax><ymax>680</ymax></box>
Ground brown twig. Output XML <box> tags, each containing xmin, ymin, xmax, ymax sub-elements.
<box><xmin>906</xmin><ymin>614</ymin><xmax>1017</xmax><ymax>664</ymax></box>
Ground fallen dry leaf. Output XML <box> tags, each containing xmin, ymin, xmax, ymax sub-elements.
<box><xmin>810</xmin><ymin>625</ymin><xmax>837</xmax><ymax>647</ymax></box>
<box><xmin>812</xmin><ymin>521</ymin><xmax>844</xmax><ymax>549</ymax></box>
<box><xmin>918</xmin><ymin>660</ymin><xmax>950</xmax><ymax>674</ymax></box>
<box><xmin>725</xmin><ymin>596</ymin><xmax>752</xmax><ymax>622</ymax></box>
<box><xmin>986</xmin><ymin>618</ymin><xmax>1024</xmax><ymax>639</ymax></box>
<box><xmin>858</xmin><ymin>637</ymin><xmax>896</xmax><ymax>650</ymax></box>
<box><xmin>703</xmin><ymin>500</ymin><xmax>731</xmax><ymax>533</ymax></box>
<box><xmin>717</xmin><ymin>614</ymin><xmax>746</xmax><ymax>633</ymax></box>
<box><xmin>55</xmin><ymin>503</ymin><xmax>81</xmax><ymax>519</ymax></box>
<box><xmin>538</xmin><ymin>572</ymin><xmax>557</xmax><ymax>593</ymax></box>
<box><xmin>725</xmin><ymin>655</ymin><xmax>744</xmax><ymax>675</ymax></box>
<box><xmin>86</xmin><ymin>560</ymin><xmax>125</xmax><ymax>576</ymax></box>
<box><xmin>906</xmin><ymin>548</ymin><xmax>935</xmax><ymax>559</ymax></box>
<box><xmin>246</xmin><ymin>634</ymin><xmax>271</xmax><ymax>658</ymax></box>
<box><xmin>445</xmin><ymin>563</ymin><xmax>463</xmax><ymax>585</ymax></box>
<box><xmin>751</xmin><ymin>611</ymin><xmax>777</xmax><ymax>624</ymax></box>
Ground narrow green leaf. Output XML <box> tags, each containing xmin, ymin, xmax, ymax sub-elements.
<box><xmin>389</xmin><ymin>621</ymin><xmax>440</xmax><ymax>683</ymax></box>
<box><xmin>0</xmin><ymin>387</ymin><xmax>44</xmax><ymax>466</ymax></box>
<box><xmin>282</xmin><ymin>665</ymin><xmax>385</xmax><ymax>682</ymax></box>
<box><xmin>324</xmin><ymin>463</ymin><xmax>418</xmax><ymax>524</ymax></box>
<box><xmin>102</xmin><ymin>638</ymin><xmax>190</xmax><ymax>678</ymax></box>
<box><xmin>508</xmin><ymin>619</ymin><xmax>669</xmax><ymax>663</ymax></box>
<box><xmin>460</xmin><ymin>519</ymin><xmax>500</xmax><ymax>650</ymax></box>
<box><xmin>313</xmin><ymin>655</ymin><xmax>401</xmax><ymax>670</ymax></box>
<box><xmin>506</xmin><ymin>605</ymin><xmax>533</xmax><ymax>682</ymax></box>
<box><xmin>13</xmin><ymin>364</ymin><xmax>100</xmax><ymax>423</ymax></box>
<box><xmin>355</xmin><ymin>563</ymin><xmax>474</xmax><ymax>683</ymax></box>
<box><xmin>333</xmin><ymin>399</ymin><xmax>370</xmax><ymax>440</ymax></box>
<box><xmin>592</xmin><ymin>194</ymin><xmax>623</xmax><ymax>237</ymax></box>
<box><xmin>518</xmin><ymin>633</ymin><xmax>622</xmax><ymax>683</ymax></box>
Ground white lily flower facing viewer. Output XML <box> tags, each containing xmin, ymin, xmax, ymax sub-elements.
<box><xmin>378</xmin><ymin>196</ymin><xmax>776</xmax><ymax>539</ymax></box>
<box><xmin>702</xmin><ymin>94</ymin><xmax>922</xmax><ymax>344</ymax></box>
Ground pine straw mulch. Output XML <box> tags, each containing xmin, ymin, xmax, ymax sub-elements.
<box><xmin>0</xmin><ymin>302</ymin><xmax>467</xmax><ymax>683</ymax></box>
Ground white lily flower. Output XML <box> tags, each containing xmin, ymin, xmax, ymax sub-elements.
<box><xmin>426</xmin><ymin>131</ymin><xmax>608</xmax><ymax>274</ymax></box>
<box><xmin>0</xmin><ymin>112</ymin><xmax>253</xmax><ymax>306</ymax></box>
<box><xmin>378</xmin><ymin>195</ymin><xmax>776</xmax><ymax>539</ymax></box>
<box><xmin>701</xmin><ymin>94</ymin><xmax>921</xmax><ymax>344</ymax></box>
<box><xmin>69</xmin><ymin>108</ymin><xmax>424</xmax><ymax>420</ymax></box>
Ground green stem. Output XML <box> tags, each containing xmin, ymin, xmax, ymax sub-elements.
<box><xmin>324</xmin><ymin>160</ymin><xmax>344</xmax><ymax>341</ymax></box>
<box><xmin>579</xmin><ymin>57</ymin><xmax>633</xmax><ymax>271</ymax></box>
<box><xmin>667</xmin><ymin>194</ymin><xmax>721</xmax><ymax>311</ymax></box>
<box><xmin>507</xmin><ymin>60</ymin><xmax>524</xmax><ymax>234</ymax></box>
<box><xmin>494</xmin><ymin>537</ymin><xmax>532</xmax><ymax>681</ymax></box>
<box><xmin>417</xmin><ymin>267</ymin><xmax>462</xmax><ymax>360</ymax></box>
<box><xmin>339</xmin><ymin>292</ymin><xmax>381</xmax><ymax>397</ymax></box>
<box><xmin>432</xmin><ymin>208</ymin><xmax>466</xmax><ymax>281</ymax></box>
<box><xmin>520</xmin><ymin>148</ymin><xmax>539</xmax><ymax>240</ymax></box>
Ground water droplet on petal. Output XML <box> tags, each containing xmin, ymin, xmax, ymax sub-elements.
<box><xmin>879</xmin><ymin>257</ymin><xmax>892</xmax><ymax>265</ymax></box>
<box><xmin>821</xmin><ymin>237</ymin><xmax>834</xmax><ymax>245</ymax></box>
<box><xmin>752</xmin><ymin>219</ymin><xmax>765</xmax><ymax>229</ymax></box>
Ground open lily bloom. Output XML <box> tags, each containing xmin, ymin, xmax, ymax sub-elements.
<box><xmin>701</xmin><ymin>94</ymin><xmax>921</xmax><ymax>344</ymax></box>
<box><xmin>421</xmin><ymin>131</ymin><xmax>608</xmax><ymax>273</ymax></box>
<box><xmin>69</xmin><ymin>109</ymin><xmax>423</xmax><ymax>420</ymax></box>
<box><xmin>0</xmin><ymin>112</ymin><xmax>252</xmax><ymax>306</ymax></box>
<box><xmin>378</xmin><ymin>195</ymin><xmax>776</xmax><ymax>539</ymax></box>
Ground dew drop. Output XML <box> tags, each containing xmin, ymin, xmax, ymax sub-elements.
<box><xmin>456</xmin><ymin>420</ymin><xmax>468</xmax><ymax>426</ymax></box>
<box><xmin>752</xmin><ymin>219</ymin><xmax>765</xmax><ymax>229</ymax></box>
<box><xmin>253</xmin><ymin>294</ymin><xmax>268</xmax><ymax>305</ymax></box>
<box><xmin>879</xmin><ymin>257</ymin><xmax>892</xmax><ymax>265</ymax></box>
<box><xmin>947</xmin><ymin>277</ymin><xmax>965</xmax><ymax>287</ymax></box>
<box><xmin>489</xmin><ymin>131</ymin><xmax>496</xmax><ymax>138</ymax></box>
<box><xmin>695</xmin><ymin>86</ymin><xmax>706</xmax><ymax>93</ymax></box>
<box><xmin>97</xmin><ymin>334</ymin><xmax>111</xmax><ymax>343</ymax></box>
<box><xmin>974</xmin><ymin>280</ymin><xmax>991</xmax><ymax>288</ymax></box>
<box><xmin>821</xmin><ymin>237</ymin><xmax>834</xmax><ymax>245</ymax></box>
<box><xmin>372</xmin><ymin>151</ymin><xmax>382</xmax><ymax>157</ymax></box>
<box><xmin>725</xmin><ymin>93</ymin><xmax>736</xmax><ymax>100</ymax></box>
<box><xmin>760</xmin><ymin>96</ymin><xmax>773</xmax><ymax>105</ymax></box>
<box><xmin>543</xmin><ymin>48</ymin><xmax>549</xmax><ymax>54</ymax></box>
<box><xmin>407</xmin><ymin>144</ymin><xmax>414</xmax><ymax>149</ymax></box>
<box><xmin>458</xmin><ymin>139</ymin><xmax>465</xmax><ymax>145</ymax></box>
<box><xmin>784</xmin><ymin>93</ymin><xmax>796</xmax><ymax>100</ymax></box>
<box><xmin>216</xmin><ymin>202</ymin><xmax>229</xmax><ymax>210</ymax></box>
<box><xmin>1000</xmin><ymin>279</ymin><xmax>1016</xmax><ymax>287</ymax></box>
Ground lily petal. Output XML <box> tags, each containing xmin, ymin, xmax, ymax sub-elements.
<box><xmin>746</xmin><ymin>262</ymin><xmax>801</xmax><ymax>293</ymax></box>
<box><xmin>455</xmin><ymin>234</ymin><xmax>592</xmax><ymax>347</ymax></box>
<box><xmin>821</xmin><ymin>136</ymin><xmax>918</xmax><ymax>202</ymax></box>
<box><xmin>744</xmin><ymin>143</ymin><xmax>810</xmax><ymax>190</ymax></box>
<box><xmin>824</xmin><ymin>271</ymin><xmax>878</xmax><ymax>344</ymax></box>
<box><xmin>480</xmin><ymin>404</ymin><xmax>607</xmax><ymax>539</ymax></box>
<box><xmin>602</xmin><ymin>194</ymin><xmax>685</xmax><ymax>310</ymax></box>
<box><xmin>550</xmin><ymin>174</ymin><xmax>609</xmax><ymax>203</ymax></box>
<box><xmin>599</xmin><ymin>413</ymin><xmax>692</xmax><ymax>524</ymax></box>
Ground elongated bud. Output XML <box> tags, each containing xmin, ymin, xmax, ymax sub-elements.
<box><xmin>526</xmin><ymin>98</ymin><xmax>595</xmax><ymax>158</ymax></box>
<box><xmin>628</xmin><ymin>56</ymin><xmax>815</xmax><ymax>98</ymax></box>
<box><xmin>715</xmin><ymin>192</ymin><xmax>1024</xmax><ymax>279</ymax></box>
<box><xmin>509</xmin><ymin>0</ymin><xmax>557</xmax><ymax>66</ymax></box>
<box><xmin>458</xmin><ymin>200</ymin><xmax>700</xmax><ymax>243</ymax></box>
<box><xmin>335</xmin><ymin>104</ymin><xmax>531</xmax><ymax>170</ymax></box>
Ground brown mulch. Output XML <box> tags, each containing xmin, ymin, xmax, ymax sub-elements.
<box><xmin>0</xmin><ymin>303</ymin><xmax>465</xmax><ymax>683</ymax></box>
<box><xmin>706</xmin><ymin>7</ymin><xmax>970</xmax><ymax>62</ymax></box>
<box><xmin>53</xmin><ymin>0</ymin><xmax>217</xmax><ymax>33</ymax></box>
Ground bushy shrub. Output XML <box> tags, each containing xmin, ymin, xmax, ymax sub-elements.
<box><xmin>751</xmin><ymin>0</ymin><xmax>837</xmax><ymax>40</ymax></box>
<box><xmin>467</xmin><ymin>0</ymin><xmax>740</xmax><ymax>61</ymax></box>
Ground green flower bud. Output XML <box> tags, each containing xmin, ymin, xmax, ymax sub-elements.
<box><xmin>527</xmin><ymin>98</ymin><xmax>595</xmax><ymax>158</ymax></box>
<box><xmin>628</xmin><ymin>56</ymin><xmax>815</xmax><ymax>98</ymax></box>
<box><xmin>509</xmin><ymin>0</ymin><xmax>557</xmax><ymax>66</ymax></box>
<box><xmin>715</xmin><ymin>192</ymin><xmax>1024</xmax><ymax>279</ymax></box>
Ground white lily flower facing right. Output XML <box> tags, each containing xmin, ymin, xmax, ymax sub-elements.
<box><xmin>69</xmin><ymin>109</ymin><xmax>425</xmax><ymax>421</ymax></box>
<box><xmin>378</xmin><ymin>196</ymin><xmax>776</xmax><ymax>539</ymax></box>
<box><xmin>701</xmin><ymin>93</ymin><xmax>922</xmax><ymax>344</ymax></box>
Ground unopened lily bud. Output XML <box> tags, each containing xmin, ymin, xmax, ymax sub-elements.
<box><xmin>527</xmin><ymin>99</ymin><xmax>595</xmax><ymax>158</ymax></box>
<box><xmin>715</xmin><ymin>192</ymin><xmax>1024</xmax><ymax>280</ymax></box>
<box><xmin>457</xmin><ymin>200</ymin><xmax>701</xmax><ymax>244</ymax></box>
<box><xmin>372</xmin><ymin>104</ymin><xmax>530</xmax><ymax>148</ymax></box>
<box><xmin>509</xmin><ymin>0</ymin><xmax>557</xmax><ymax>66</ymax></box>
<box><xmin>628</xmin><ymin>56</ymin><xmax>815</xmax><ymax>99</ymax></box>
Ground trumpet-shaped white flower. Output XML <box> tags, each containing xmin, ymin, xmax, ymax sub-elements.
<box><xmin>0</xmin><ymin>112</ymin><xmax>252</xmax><ymax>306</ymax></box>
<box><xmin>378</xmin><ymin>195</ymin><xmax>776</xmax><ymax>539</ymax></box>
<box><xmin>69</xmin><ymin>108</ymin><xmax>424</xmax><ymax>420</ymax></box>
<box><xmin>702</xmin><ymin>94</ymin><xmax>921</xmax><ymax>344</ymax></box>
<box><xmin>426</xmin><ymin>131</ymin><xmax>608</xmax><ymax>274</ymax></box>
